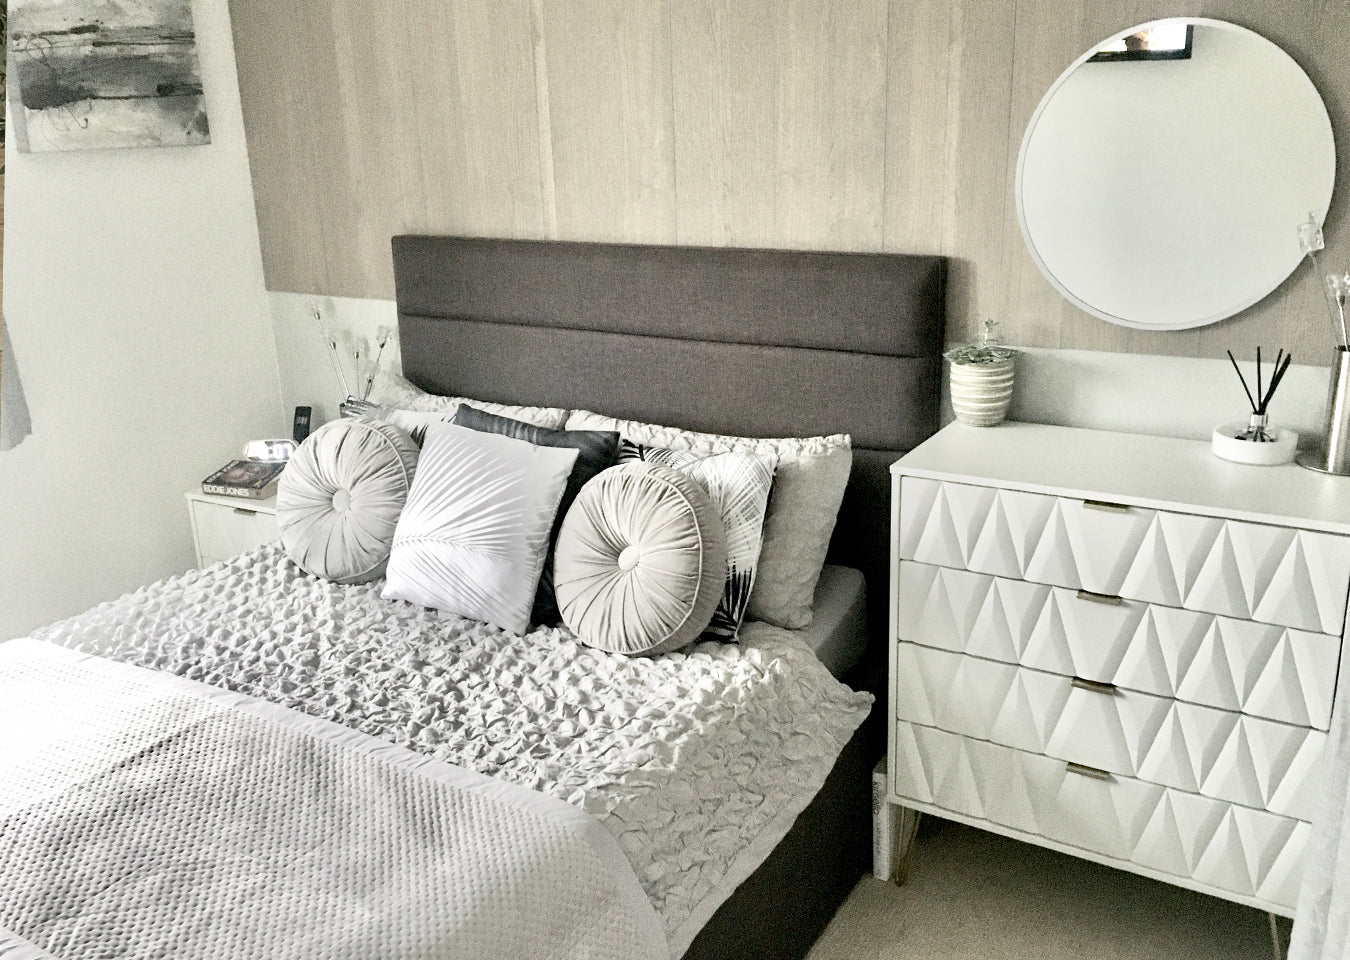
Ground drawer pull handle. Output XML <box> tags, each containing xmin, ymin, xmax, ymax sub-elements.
<box><xmin>232</xmin><ymin>507</ymin><xmax>258</xmax><ymax>516</ymax></box>
<box><xmin>1075</xmin><ymin>588</ymin><xmax>1123</xmax><ymax>606</ymax></box>
<box><xmin>1081</xmin><ymin>498</ymin><xmax>1130</xmax><ymax>513</ymax></box>
<box><xmin>1066</xmin><ymin>761</ymin><xmax>1115</xmax><ymax>783</ymax></box>
<box><xmin>1071</xmin><ymin>677</ymin><xmax>1119</xmax><ymax>696</ymax></box>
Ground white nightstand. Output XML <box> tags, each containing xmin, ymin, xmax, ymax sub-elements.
<box><xmin>185</xmin><ymin>491</ymin><xmax>280</xmax><ymax>567</ymax></box>
<box><xmin>886</xmin><ymin>421</ymin><xmax>1350</xmax><ymax>916</ymax></box>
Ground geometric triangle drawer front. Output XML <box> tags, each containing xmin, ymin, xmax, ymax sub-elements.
<box><xmin>893</xmin><ymin>643</ymin><xmax>1326</xmax><ymax>822</ymax></box>
<box><xmin>891</xmin><ymin>720</ymin><xmax>1308</xmax><ymax>913</ymax></box>
<box><xmin>896</xmin><ymin>561</ymin><xmax>1341</xmax><ymax>730</ymax></box>
<box><xmin>898</xmin><ymin>477</ymin><xmax>1350</xmax><ymax>636</ymax></box>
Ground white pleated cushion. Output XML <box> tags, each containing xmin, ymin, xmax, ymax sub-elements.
<box><xmin>554</xmin><ymin>462</ymin><xmax>728</xmax><ymax>656</ymax></box>
<box><xmin>277</xmin><ymin>418</ymin><xmax>420</xmax><ymax>584</ymax></box>
<box><xmin>382</xmin><ymin>423</ymin><xmax>579</xmax><ymax>635</ymax></box>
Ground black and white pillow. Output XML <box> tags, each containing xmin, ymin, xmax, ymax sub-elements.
<box><xmin>618</xmin><ymin>440</ymin><xmax>775</xmax><ymax>641</ymax></box>
<box><xmin>566</xmin><ymin>409</ymin><xmax>851</xmax><ymax>631</ymax></box>
<box><xmin>553</xmin><ymin>461</ymin><xmax>728</xmax><ymax>656</ymax></box>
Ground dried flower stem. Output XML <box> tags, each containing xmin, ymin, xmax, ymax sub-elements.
<box><xmin>315</xmin><ymin>307</ymin><xmax>354</xmax><ymax>397</ymax></box>
<box><xmin>1298</xmin><ymin>216</ymin><xmax>1348</xmax><ymax>349</ymax></box>
<box><xmin>362</xmin><ymin>329</ymin><xmax>392</xmax><ymax>400</ymax></box>
<box><xmin>1304</xmin><ymin>249</ymin><xmax>1349</xmax><ymax>349</ymax></box>
<box><xmin>1328</xmin><ymin>273</ymin><xmax>1350</xmax><ymax>350</ymax></box>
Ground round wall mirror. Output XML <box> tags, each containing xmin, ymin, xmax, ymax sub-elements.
<box><xmin>1016</xmin><ymin>18</ymin><xmax>1335</xmax><ymax>331</ymax></box>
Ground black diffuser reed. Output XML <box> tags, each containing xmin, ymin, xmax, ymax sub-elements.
<box><xmin>1226</xmin><ymin>347</ymin><xmax>1293</xmax><ymax>442</ymax></box>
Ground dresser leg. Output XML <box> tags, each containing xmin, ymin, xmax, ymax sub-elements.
<box><xmin>893</xmin><ymin>806</ymin><xmax>922</xmax><ymax>885</ymax></box>
<box><xmin>872</xmin><ymin>767</ymin><xmax>922</xmax><ymax>883</ymax></box>
<box><xmin>872</xmin><ymin>788</ymin><xmax>897</xmax><ymax>882</ymax></box>
<box><xmin>1268</xmin><ymin>912</ymin><xmax>1283</xmax><ymax>960</ymax></box>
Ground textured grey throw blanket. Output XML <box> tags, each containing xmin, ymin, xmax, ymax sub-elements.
<box><xmin>0</xmin><ymin>639</ymin><xmax>668</xmax><ymax>960</ymax></box>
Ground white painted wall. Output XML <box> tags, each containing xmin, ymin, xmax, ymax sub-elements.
<box><xmin>1006</xmin><ymin>348</ymin><xmax>1330</xmax><ymax>443</ymax></box>
<box><xmin>0</xmin><ymin>0</ymin><xmax>284</xmax><ymax>640</ymax></box>
<box><xmin>269</xmin><ymin>292</ymin><xmax>400</xmax><ymax>428</ymax></box>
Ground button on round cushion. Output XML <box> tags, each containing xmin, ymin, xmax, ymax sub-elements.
<box><xmin>277</xmin><ymin>418</ymin><xmax>419</xmax><ymax>584</ymax></box>
<box><xmin>553</xmin><ymin>461</ymin><xmax>728</xmax><ymax>656</ymax></box>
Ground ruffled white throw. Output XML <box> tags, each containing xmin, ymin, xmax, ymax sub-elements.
<box><xmin>1290</xmin><ymin>646</ymin><xmax>1350</xmax><ymax>959</ymax></box>
<box><xmin>16</xmin><ymin>545</ymin><xmax>873</xmax><ymax>957</ymax></box>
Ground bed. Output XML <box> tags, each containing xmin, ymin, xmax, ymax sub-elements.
<box><xmin>0</xmin><ymin>237</ymin><xmax>946</xmax><ymax>960</ymax></box>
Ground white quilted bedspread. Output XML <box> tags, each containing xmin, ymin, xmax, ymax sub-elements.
<box><xmin>21</xmin><ymin>545</ymin><xmax>873</xmax><ymax>955</ymax></box>
<box><xmin>0</xmin><ymin>639</ymin><xmax>667</xmax><ymax>960</ymax></box>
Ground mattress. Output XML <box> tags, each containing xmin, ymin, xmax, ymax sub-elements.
<box><xmin>786</xmin><ymin>564</ymin><xmax>867</xmax><ymax>678</ymax></box>
<box><xmin>23</xmin><ymin>545</ymin><xmax>873</xmax><ymax>958</ymax></box>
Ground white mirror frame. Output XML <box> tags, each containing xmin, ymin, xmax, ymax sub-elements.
<box><xmin>1016</xmin><ymin>18</ymin><xmax>1335</xmax><ymax>331</ymax></box>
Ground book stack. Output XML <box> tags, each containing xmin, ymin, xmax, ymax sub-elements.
<box><xmin>201</xmin><ymin>460</ymin><xmax>286</xmax><ymax>500</ymax></box>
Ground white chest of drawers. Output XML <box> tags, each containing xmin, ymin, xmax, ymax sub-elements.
<box><xmin>886</xmin><ymin>422</ymin><xmax>1350</xmax><ymax>915</ymax></box>
<box><xmin>185</xmin><ymin>491</ymin><xmax>280</xmax><ymax>567</ymax></box>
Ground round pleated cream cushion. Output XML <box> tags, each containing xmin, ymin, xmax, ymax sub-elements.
<box><xmin>277</xmin><ymin>418</ymin><xmax>420</xmax><ymax>584</ymax></box>
<box><xmin>554</xmin><ymin>462</ymin><xmax>727</xmax><ymax>656</ymax></box>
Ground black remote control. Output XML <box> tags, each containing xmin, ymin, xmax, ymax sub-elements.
<box><xmin>292</xmin><ymin>406</ymin><xmax>312</xmax><ymax>443</ymax></box>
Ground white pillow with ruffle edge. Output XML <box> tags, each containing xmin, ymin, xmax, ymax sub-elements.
<box><xmin>368</xmin><ymin>369</ymin><xmax>570</xmax><ymax>431</ymax></box>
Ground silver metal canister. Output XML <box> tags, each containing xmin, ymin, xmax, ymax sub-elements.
<box><xmin>1298</xmin><ymin>347</ymin><xmax>1350</xmax><ymax>475</ymax></box>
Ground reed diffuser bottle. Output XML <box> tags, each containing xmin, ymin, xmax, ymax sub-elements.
<box><xmin>1212</xmin><ymin>348</ymin><xmax>1298</xmax><ymax>466</ymax></box>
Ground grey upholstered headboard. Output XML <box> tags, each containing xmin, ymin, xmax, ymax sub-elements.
<box><xmin>391</xmin><ymin>235</ymin><xmax>946</xmax><ymax>691</ymax></box>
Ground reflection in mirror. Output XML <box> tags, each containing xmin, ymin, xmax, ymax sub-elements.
<box><xmin>1089</xmin><ymin>23</ymin><xmax>1191</xmax><ymax>62</ymax></box>
<box><xmin>1017</xmin><ymin>18</ymin><xmax>1335</xmax><ymax>331</ymax></box>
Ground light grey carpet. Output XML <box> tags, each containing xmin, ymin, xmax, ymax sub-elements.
<box><xmin>808</xmin><ymin>819</ymin><xmax>1290</xmax><ymax>960</ymax></box>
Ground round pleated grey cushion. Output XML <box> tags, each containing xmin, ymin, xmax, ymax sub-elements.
<box><xmin>554</xmin><ymin>462</ymin><xmax>728</xmax><ymax>656</ymax></box>
<box><xmin>277</xmin><ymin>418</ymin><xmax>420</xmax><ymax>584</ymax></box>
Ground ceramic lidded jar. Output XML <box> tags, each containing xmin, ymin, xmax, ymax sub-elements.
<box><xmin>945</xmin><ymin>320</ymin><xmax>1018</xmax><ymax>427</ymax></box>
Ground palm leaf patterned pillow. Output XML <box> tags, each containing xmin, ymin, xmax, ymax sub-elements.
<box><xmin>618</xmin><ymin>440</ymin><xmax>776</xmax><ymax>641</ymax></box>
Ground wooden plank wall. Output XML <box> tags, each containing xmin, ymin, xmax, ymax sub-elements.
<box><xmin>229</xmin><ymin>0</ymin><xmax>1350</xmax><ymax>359</ymax></box>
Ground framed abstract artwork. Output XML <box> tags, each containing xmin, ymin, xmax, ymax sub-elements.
<box><xmin>7</xmin><ymin>0</ymin><xmax>210</xmax><ymax>153</ymax></box>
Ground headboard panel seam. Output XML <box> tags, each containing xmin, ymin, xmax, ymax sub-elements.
<box><xmin>397</xmin><ymin>311</ymin><xmax>942</xmax><ymax>361</ymax></box>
